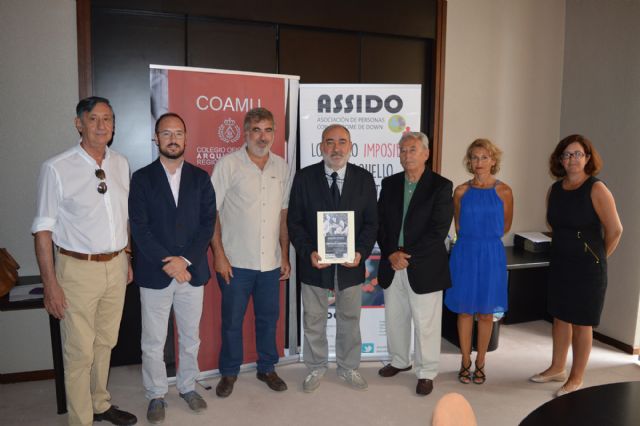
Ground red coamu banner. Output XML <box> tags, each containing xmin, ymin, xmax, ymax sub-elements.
<box><xmin>150</xmin><ymin>65</ymin><xmax>299</xmax><ymax>373</ymax></box>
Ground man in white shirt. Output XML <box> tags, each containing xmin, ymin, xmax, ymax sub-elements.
<box><xmin>32</xmin><ymin>97</ymin><xmax>137</xmax><ymax>426</ymax></box>
<box><xmin>210</xmin><ymin>108</ymin><xmax>290</xmax><ymax>397</ymax></box>
<box><xmin>129</xmin><ymin>113</ymin><xmax>216</xmax><ymax>424</ymax></box>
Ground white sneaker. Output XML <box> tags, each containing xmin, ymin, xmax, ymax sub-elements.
<box><xmin>303</xmin><ymin>369</ymin><xmax>325</xmax><ymax>393</ymax></box>
<box><xmin>337</xmin><ymin>368</ymin><xmax>368</xmax><ymax>390</ymax></box>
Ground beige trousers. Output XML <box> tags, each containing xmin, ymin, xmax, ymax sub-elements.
<box><xmin>383</xmin><ymin>268</ymin><xmax>443</xmax><ymax>380</ymax></box>
<box><xmin>56</xmin><ymin>251</ymin><xmax>128</xmax><ymax>426</ymax></box>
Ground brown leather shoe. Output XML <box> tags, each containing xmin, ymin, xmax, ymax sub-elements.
<box><xmin>216</xmin><ymin>375</ymin><xmax>237</xmax><ymax>398</ymax></box>
<box><xmin>416</xmin><ymin>379</ymin><xmax>434</xmax><ymax>396</ymax></box>
<box><xmin>378</xmin><ymin>364</ymin><xmax>412</xmax><ymax>377</ymax></box>
<box><xmin>257</xmin><ymin>371</ymin><xmax>288</xmax><ymax>391</ymax></box>
<box><xmin>93</xmin><ymin>405</ymin><xmax>137</xmax><ymax>425</ymax></box>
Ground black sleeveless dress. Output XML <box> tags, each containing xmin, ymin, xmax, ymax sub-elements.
<box><xmin>547</xmin><ymin>176</ymin><xmax>607</xmax><ymax>326</ymax></box>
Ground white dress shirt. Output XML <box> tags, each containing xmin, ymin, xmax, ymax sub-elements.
<box><xmin>32</xmin><ymin>142</ymin><xmax>130</xmax><ymax>253</ymax></box>
<box><xmin>159</xmin><ymin>160</ymin><xmax>191</xmax><ymax>266</ymax></box>
<box><xmin>160</xmin><ymin>160</ymin><xmax>183</xmax><ymax>206</ymax></box>
<box><xmin>211</xmin><ymin>146</ymin><xmax>291</xmax><ymax>272</ymax></box>
<box><xmin>324</xmin><ymin>163</ymin><xmax>346</xmax><ymax>193</ymax></box>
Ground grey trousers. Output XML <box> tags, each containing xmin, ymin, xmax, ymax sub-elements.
<box><xmin>302</xmin><ymin>279</ymin><xmax>362</xmax><ymax>372</ymax></box>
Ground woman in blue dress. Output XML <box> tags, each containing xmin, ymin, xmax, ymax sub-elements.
<box><xmin>445</xmin><ymin>139</ymin><xmax>513</xmax><ymax>384</ymax></box>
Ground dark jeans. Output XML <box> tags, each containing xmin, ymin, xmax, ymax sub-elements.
<box><xmin>217</xmin><ymin>267</ymin><xmax>280</xmax><ymax>376</ymax></box>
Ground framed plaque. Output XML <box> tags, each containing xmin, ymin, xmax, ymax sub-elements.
<box><xmin>317</xmin><ymin>211</ymin><xmax>355</xmax><ymax>264</ymax></box>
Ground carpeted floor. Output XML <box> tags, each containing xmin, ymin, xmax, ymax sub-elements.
<box><xmin>1</xmin><ymin>320</ymin><xmax>639</xmax><ymax>425</ymax></box>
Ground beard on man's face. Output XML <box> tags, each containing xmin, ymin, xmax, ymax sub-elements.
<box><xmin>159</xmin><ymin>143</ymin><xmax>184</xmax><ymax>159</ymax></box>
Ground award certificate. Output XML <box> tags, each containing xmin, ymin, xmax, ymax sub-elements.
<box><xmin>317</xmin><ymin>211</ymin><xmax>355</xmax><ymax>264</ymax></box>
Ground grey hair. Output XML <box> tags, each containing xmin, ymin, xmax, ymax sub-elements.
<box><xmin>321</xmin><ymin>124</ymin><xmax>351</xmax><ymax>141</ymax></box>
<box><xmin>76</xmin><ymin>96</ymin><xmax>113</xmax><ymax>118</ymax></box>
<box><xmin>399</xmin><ymin>131</ymin><xmax>429</xmax><ymax>150</ymax></box>
<box><xmin>243</xmin><ymin>107</ymin><xmax>275</xmax><ymax>132</ymax></box>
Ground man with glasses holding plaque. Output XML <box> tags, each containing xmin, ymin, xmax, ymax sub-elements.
<box><xmin>288</xmin><ymin>124</ymin><xmax>378</xmax><ymax>392</ymax></box>
<box><xmin>32</xmin><ymin>97</ymin><xmax>137</xmax><ymax>425</ymax></box>
<box><xmin>129</xmin><ymin>112</ymin><xmax>216</xmax><ymax>423</ymax></box>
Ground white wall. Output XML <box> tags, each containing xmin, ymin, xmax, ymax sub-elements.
<box><xmin>0</xmin><ymin>310</ymin><xmax>53</xmax><ymax>373</ymax></box>
<box><xmin>0</xmin><ymin>0</ymin><xmax>78</xmax><ymax>373</ymax></box>
<box><xmin>0</xmin><ymin>0</ymin><xmax>79</xmax><ymax>276</ymax></box>
<box><xmin>560</xmin><ymin>0</ymin><xmax>640</xmax><ymax>347</ymax></box>
<box><xmin>441</xmin><ymin>0</ymin><xmax>566</xmax><ymax>242</ymax></box>
<box><xmin>442</xmin><ymin>0</ymin><xmax>639</xmax><ymax>350</ymax></box>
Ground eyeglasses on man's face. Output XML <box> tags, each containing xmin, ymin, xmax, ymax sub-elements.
<box><xmin>157</xmin><ymin>130</ymin><xmax>186</xmax><ymax>140</ymax></box>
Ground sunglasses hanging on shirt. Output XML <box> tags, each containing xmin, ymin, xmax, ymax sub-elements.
<box><xmin>95</xmin><ymin>168</ymin><xmax>107</xmax><ymax>194</ymax></box>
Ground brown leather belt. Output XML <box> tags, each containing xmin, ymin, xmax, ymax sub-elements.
<box><xmin>58</xmin><ymin>247</ymin><xmax>123</xmax><ymax>262</ymax></box>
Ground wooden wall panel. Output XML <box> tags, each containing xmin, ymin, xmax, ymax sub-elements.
<box><xmin>92</xmin><ymin>10</ymin><xmax>185</xmax><ymax>172</ymax></box>
<box><xmin>361</xmin><ymin>35</ymin><xmax>434</xmax><ymax>147</ymax></box>
<box><xmin>92</xmin><ymin>0</ymin><xmax>437</xmax><ymax>38</ymax></box>
<box><xmin>187</xmin><ymin>18</ymin><xmax>277</xmax><ymax>73</ymax></box>
<box><xmin>279</xmin><ymin>28</ymin><xmax>360</xmax><ymax>83</ymax></box>
<box><xmin>361</xmin><ymin>36</ymin><xmax>428</xmax><ymax>84</ymax></box>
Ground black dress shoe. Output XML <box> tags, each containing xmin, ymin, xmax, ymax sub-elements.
<box><xmin>378</xmin><ymin>364</ymin><xmax>412</xmax><ymax>377</ymax></box>
<box><xmin>94</xmin><ymin>405</ymin><xmax>137</xmax><ymax>425</ymax></box>
<box><xmin>216</xmin><ymin>375</ymin><xmax>237</xmax><ymax>398</ymax></box>
<box><xmin>257</xmin><ymin>371</ymin><xmax>288</xmax><ymax>391</ymax></box>
<box><xmin>416</xmin><ymin>379</ymin><xmax>434</xmax><ymax>396</ymax></box>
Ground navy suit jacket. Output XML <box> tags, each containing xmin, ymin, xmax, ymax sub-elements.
<box><xmin>129</xmin><ymin>159</ymin><xmax>216</xmax><ymax>289</ymax></box>
<box><xmin>288</xmin><ymin>161</ymin><xmax>378</xmax><ymax>290</ymax></box>
<box><xmin>377</xmin><ymin>169</ymin><xmax>453</xmax><ymax>294</ymax></box>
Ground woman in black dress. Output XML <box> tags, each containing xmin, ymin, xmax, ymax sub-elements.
<box><xmin>530</xmin><ymin>135</ymin><xmax>622</xmax><ymax>397</ymax></box>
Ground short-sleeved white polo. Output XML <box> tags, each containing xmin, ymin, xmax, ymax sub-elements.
<box><xmin>211</xmin><ymin>146</ymin><xmax>290</xmax><ymax>271</ymax></box>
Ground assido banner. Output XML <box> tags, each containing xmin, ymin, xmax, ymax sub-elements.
<box><xmin>150</xmin><ymin>65</ymin><xmax>299</xmax><ymax>374</ymax></box>
<box><xmin>299</xmin><ymin>84</ymin><xmax>422</xmax><ymax>360</ymax></box>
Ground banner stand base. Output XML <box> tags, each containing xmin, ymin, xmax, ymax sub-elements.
<box><xmin>168</xmin><ymin>353</ymin><xmax>394</xmax><ymax>386</ymax></box>
<box><xmin>167</xmin><ymin>354</ymin><xmax>301</xmax><ymax>385</ymax></box>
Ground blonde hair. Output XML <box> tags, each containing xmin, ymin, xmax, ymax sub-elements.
<box><xmin>464</xmin><ymin>138</ymin><xmax>502</xmax><ymax>175</ymax></box>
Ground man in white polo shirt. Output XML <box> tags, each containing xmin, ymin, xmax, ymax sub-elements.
<box><xmin>210</xmin><ymin>107</ymin><xmax>290</xmax><ymax>398</ymax></box>
<box><xmin>32</xmin><ymin>97</ymin><xmax>137</xmax><ymax>426</ymax></box>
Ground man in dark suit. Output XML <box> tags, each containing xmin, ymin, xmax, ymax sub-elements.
<box><xmin>129</xmin><ymin>113</ymin><xmax>216</xmax><ymax>423</ymax></box>
<box><xmin>288</xmin><ymin>124</ymin><xmax>377</xmax><ymax>392</ymax></box>
<box><xmin>376</xmin><ymin>131</ymin><xmax>453</xmax><ymax>396</ymax></box>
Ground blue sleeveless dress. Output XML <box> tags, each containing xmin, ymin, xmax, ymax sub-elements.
<box><xmin>445</xmin><ymin>182</ymin><xmax>508</xmax><ymax>314</ymax></box>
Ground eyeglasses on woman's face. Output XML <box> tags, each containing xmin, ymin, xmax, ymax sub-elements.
<box><xmin>560</xmin><ymin>151</ymin><xmax>586</xmax><ymax>161</ymax></box>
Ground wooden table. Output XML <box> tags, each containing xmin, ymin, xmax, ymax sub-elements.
<box><xmin>442</xmin><ymin>246</ymin><xmax>550</xmax><ymax>350</ymax></box>
<box><xmin>0</xmin><ymin>276</ymin><xmax>66</xmax><ymax>414</ymax></box>
<box><xmin>503</xmin><ymin>246</ymin><xmax>550</xmax><ymax>324</ymax></box>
